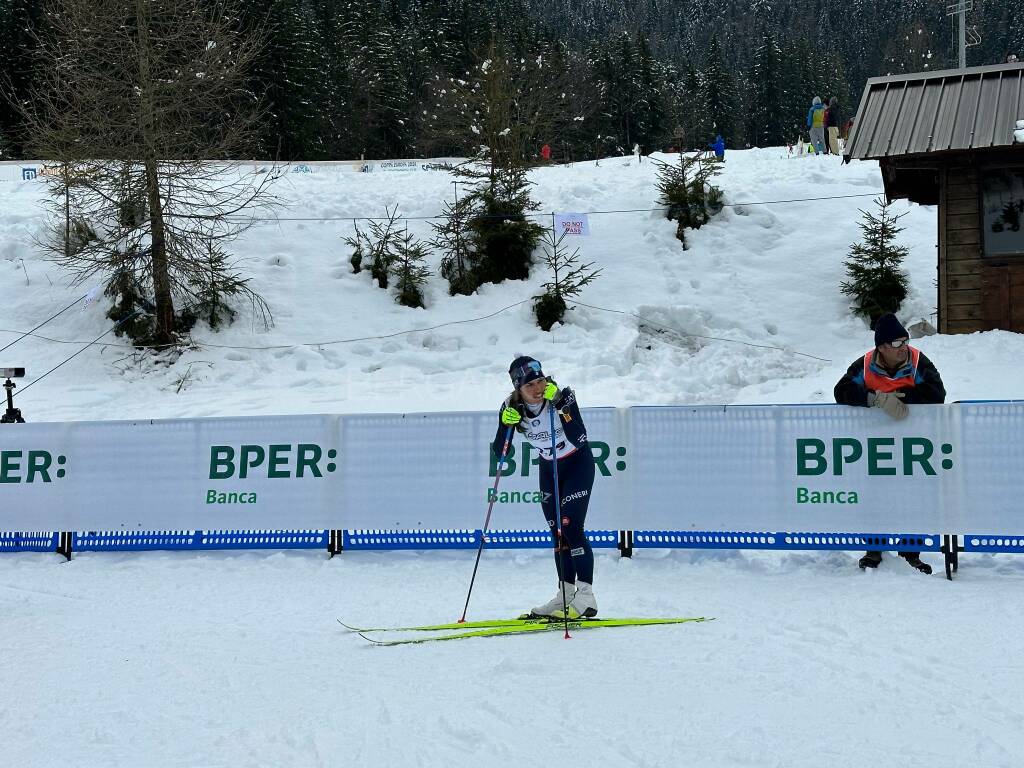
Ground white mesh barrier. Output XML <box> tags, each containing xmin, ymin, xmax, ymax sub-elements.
<box><xmin>1</xmin><ymin>403</ymin><xmax>1022</xmax><ymax>533</ymax></box>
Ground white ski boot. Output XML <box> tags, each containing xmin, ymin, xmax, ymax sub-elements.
<box><xmin>529</xmin><ymin>581</ymin><xmax>576</xmax><ymax>618</ymax></box>
<box><xmin>567</xmin><ymin>580</ymin><xmax>598</xmax><ymax>619</ymax></box>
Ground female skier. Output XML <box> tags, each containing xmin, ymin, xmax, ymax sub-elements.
<box><xmin>492</xmin><ymin>356</ymin><xmax>597</xmax><ymax>619</ymax></box>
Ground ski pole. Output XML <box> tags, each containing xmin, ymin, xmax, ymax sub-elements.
<box><xmin>459</xmin><ymin>425</ymin><xmax>515</xmax><ymax>623</ymax></box>
<box><xmin>549</xmin><ymin>400</ymin><xmax>571</xmax><ymax>639</ymax></box>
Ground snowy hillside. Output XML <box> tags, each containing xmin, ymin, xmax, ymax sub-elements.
<box><xmin>4</xmin><ymin>150</ymin><xmax>1024</xmax><ymax>768</ymax></box>
<box><xmin>5</xmin><ymin>148</ymin><xmax>1024</xmax><ymax>425</ymax></box>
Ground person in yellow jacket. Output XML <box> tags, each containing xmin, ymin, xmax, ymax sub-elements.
<box><xmin>806</xmin><ymin>96</ymin><xmax>826</xmax><ymax>155</ymax></box>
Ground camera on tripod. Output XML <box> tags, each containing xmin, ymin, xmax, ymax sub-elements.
<box><xmin>2</xmin><ymin>367</ymin><xmax>26</xmax><ymax>423</ymax></box>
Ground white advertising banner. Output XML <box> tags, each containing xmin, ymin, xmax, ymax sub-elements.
<box><xmin>2</xmin><ymin>403</ymin><xmax>1023</xmax><ymax>533</ymax></box>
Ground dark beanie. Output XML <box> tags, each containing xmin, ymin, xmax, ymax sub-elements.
<box><xmin>509</xmin><ymin>356</ymin><xmax>545</xmax><ymax>389</ymax></box>
<box><xmin>874</xmin><ymin>314</ymin><xmax>909</xmax><ymax>346</ymax></box>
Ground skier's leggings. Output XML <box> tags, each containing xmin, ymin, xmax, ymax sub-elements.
<box><xmin>539</xmin><ymin>448</ymin><xmax>596</xmax><ymax>584</ymax></box>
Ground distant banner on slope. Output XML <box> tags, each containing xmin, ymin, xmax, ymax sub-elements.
<box><xmin>1</xmin><ymin>403</ymin><xmax>1022</xmax><ymax>533</ymax></box>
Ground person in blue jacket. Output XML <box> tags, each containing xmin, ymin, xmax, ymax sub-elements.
<box><xmin>492</xmin><ymin>356</ymin><xmax>598</xmax><ymax>619</ymax></box>
<box><xmin>807</xmin><ymin>96</ymin><xmax>826</xmax><ymax>154</ymax></box>
<box><xmin>709</xmin><ymin>134</ymin><xmax>725</xmax><ymax>161</ymax></box>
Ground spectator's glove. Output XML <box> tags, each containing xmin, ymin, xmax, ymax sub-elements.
<box><xmin>870</xmin><ymin>391</ymin><xmax>908</xmax><ymax>420</ymax></box>
<box><xmin>501</xmin><ymin>406</ymin><xmax>522</xmax><ymax>426</ymax></box>
<box><xmin>543</xmin><ymin>381</ymin><xmax>558</xmax><ymax>401</ymax></box>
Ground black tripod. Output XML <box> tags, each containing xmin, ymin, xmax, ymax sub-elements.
<box><xmin>2</xmin><ymin>377</ymin><xmax>24</xmax><ymax>423</ymax></box>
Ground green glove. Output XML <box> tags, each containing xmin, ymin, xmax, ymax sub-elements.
<box><xmin>543</xmin><ymin>381</ymin><xmax>558</xmax><ymax>401</ymax></box>
<box><xmin>501</xmin><ymin>406</ymin><xmax>522</xmax><ymax>426</ymax></box>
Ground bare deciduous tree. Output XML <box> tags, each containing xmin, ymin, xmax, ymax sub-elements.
<box><xmin>21</xmin><ymin>0</ymin><xmax>278</xmax><ymax>347</ymax></box>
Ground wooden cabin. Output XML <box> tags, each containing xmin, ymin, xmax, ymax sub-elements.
<box><xmin>844</xmin><ymin>62</ymin><xmax>1024</xmax><ymax>333</ymax></box>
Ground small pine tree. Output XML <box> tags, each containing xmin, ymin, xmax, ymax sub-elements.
<box><xmin>344</xmin><ymin>221</ymin><xmax>368</xmax><ymax>274</ymax></box>
<box><xmin>840</xmin><ymin>199</ymin><xmax>911</xmax><ymax>326</ymax></box>
<box><xmin>465</xmin><ymin>165</ymin><xmax>546</xmax><ymax>285</ymax></box>
<box><xmin>354</xmin><ymin>207</ymin><xmax>402</xmax><ymax>290</ymax></box>
<box><xmin>180</xmin><ymin>244</ymin><xmax>271</xmax><ymax>331</ymax></box>
<box><xmin>652</xmin><ymin>150</ymin><xmax>723</xmax><ymax>247</ymax></box>
<box><xmin>105</xmin><ymin>267</ymin><xmax>158</xmax><ymax>344</ymax></box>
<box><xmin>391</xmin><ymin>228</ymin><xmax>432</xmax><ymax>309</ymax></box>
<box><xmin>533</xmin><ymin>228</ymin><xmax>602</xmax><ymax>331</ymax></box>
<box><xmin>430</xmin><ymin>196</ymin><xmax>479</xmax><ymax>296</ymax></box>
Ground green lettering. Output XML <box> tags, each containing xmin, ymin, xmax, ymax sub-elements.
<box><xmin>822</xmin><ymin>490</ymin><xmax>835</xmax><ymax>503</ymax></box>
<box><xmin>831</xmin><ymin>438</ymin><xmax>862</xmax><ymax>476</ymax></box>
<box><xmin>238</xmin><ymin>445</ymin><xmax>265</xmax><ymax>479</ymax></box>
<box><xmin>296</xmin><ymin>444</ymin><xmax>322</xmax><ymax>478</ymax></box>
<box><xmin>0</xmin><ymin>451</ymin><xmax>21</xmax><ymax>483</ymax></box>
<box><xmin>26</xmin><ymin>451</ymin><xmax>52</xmax><ymax>483</ymax></box>
<box><xmin>848</xmin><ymin>491</ymin><xmax>859</xmax><ymax>503</ymax></box>
<box><xmin>867</xmin><ymin>438</ymin><xmax>897</xmax><ymax>475</ymax></box>
<box><xmin>209</xmin><ymin>446</ymin><xmax>235</xmax><ymax>480</ymax></box>
<box><xmin>490</xmin><ymin>443</ymin><xmax>516</xmax><ymax>477</ymax></box>
<box><xmin>590</xmin><ymin>441</ymin><xmax>611</xmax><ymax>477</ymax></box>
<box><xmin>206</xmin><ymin>490</ymin><xmax>217</xmax><ymax>503</ymax></box>
<box><xmin>520</xmin><ymin>442</ymin><xmax>536</xmax><ymax>477</ymax></box>
<box><xmin>902</xmin><ymin>438</ymin><xmax>936</xmax><ymax>476</ymax></box>
<box><xmin>796</xmin><ymin>439</ymin><xmax>827</xmax><ymax>475</ymax></box>
<box><xmin>267</xmin><ymin>444</ymin><xmax>291</xmax><ymax>479</ymax></box>
<box><xmin>796</xmin><ymin>487</ymin><xmax>809</xmax><ymax>503</ymax></box>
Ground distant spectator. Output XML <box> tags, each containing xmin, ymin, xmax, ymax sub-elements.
<box><xmin>842</xmin><ymin>117</ymin><xmax>855</xmax><ymax>141</ymax></box>
<box><xmin>633</xmin><ymin>143</ymin><xmax>641</xmax><ymax>162</ymax></box>
<box><xmin>826</xmin><ymin>97</ymin><xmax>842</xmax><ymax>155</ymax></box>
<box><xmin>709</xmin><ymin>134</ymin><xmax>726</xmax><ymax>161</ymax></box>
<box><xmin>540</xmin><ymin>143</ymin><xmax>551</xmax><ymax>162</ymax></box>
<box><xmin>1007</xmin><ymin>53</ymin><xmax>1019</xmax><ymax>63</ymax></box>
<box><xmin>807</xmin><ymin>96</ymin><xmax>826</xmax><ymax>155</ymax></box>
<box><xmin>821</xmin><ymin>97</ymin><xmax>832</xmax><ymax>154</ymax></box>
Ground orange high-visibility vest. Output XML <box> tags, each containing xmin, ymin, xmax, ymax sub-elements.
<box><xmin>862</xmin><ymin>347</ymin><xmax>921</xmax><ymax>393</ymax></box>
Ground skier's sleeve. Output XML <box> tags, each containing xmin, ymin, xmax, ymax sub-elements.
<box><xmin>904</xmin><ymin>353</ymin><xmax>946</xmax><ymax>405</ymax></box>
<box><xmin>553</xmin><ymin>386</ymin><xmax>588</xmax><ymax>446</ymax></box>
<box><xmin>491</xmin><ymin>403</ymin><xmax>512</xmax><ymax>459</ymax></box>
<box><xmin>834</xmin><ymin>357</ymin><xmax>870</xmax><ymax>407</ymax></box>
<box><xmin>807</xmin><ymin>107</ymin><xmax>814</xmax><ymax>128</ymax></box>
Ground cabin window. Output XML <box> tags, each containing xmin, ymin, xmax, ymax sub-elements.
<box><xmin>982</xmin><ymin>169</ymin><xmax>1024</xmax><ymax>257</ymax></box>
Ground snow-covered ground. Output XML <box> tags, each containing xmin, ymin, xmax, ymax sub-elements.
<box><xmin>5</xmin><ymin>149</ymin><xmax>1024</xmax><ymax>424</ymax></box>
<box><xmin>3</xmin><ymin>149</ymin><xmax>1024</xmax><ymax>766</ymax></box>
<box><xmin>4</xmin><ymin>548</ymin><xmax>1024</xmax><ymax>767</ymax></box>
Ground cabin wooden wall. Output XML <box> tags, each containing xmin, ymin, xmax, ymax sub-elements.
<box><xmin>938</xmin><ymin>152</ymin><xmax>1024</xmax><ymax>333</ymax></box>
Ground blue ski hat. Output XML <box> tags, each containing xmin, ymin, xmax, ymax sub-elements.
<box><xmin>509</xmin><ymin>356</ymin><xmax>545</xmax><ymax>389</ymax></box>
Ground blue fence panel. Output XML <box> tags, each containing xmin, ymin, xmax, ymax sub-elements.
<box><xmin>196</xmin><ymin>530</ymin><xmax>327</xmax><ymax>550</ymax></box>
<box><xmin>632</xmin><ymin>530</ymin><xmax>940</xmax><ymax>552</ymax></box>
<box><xmin>73</xmin><ymin>529</ymin><xmax>327</xmax><ymax>552</ymax></box>
<box><xmin>343</xmin><ymin>529</ymin><xmax>620</xmax><ymax>551</ymax></box>
<box><xmin>0</xmin><ymin>531</ymin><xmax>60</xmax><ymax>553</ymax></box>
<box><xmin>962</xmin><ymin>535</ymin><xmax>1024</xmax><ymax>554</ymax></box>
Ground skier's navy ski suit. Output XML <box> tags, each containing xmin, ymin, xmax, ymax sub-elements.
<box><xmin>491</xmin><ymin>386</ymin><xmax>596</xmax><ymax>583</ymax></box>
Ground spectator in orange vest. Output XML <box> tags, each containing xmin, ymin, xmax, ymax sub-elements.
<box><xmin>540</xmin><ymin>143</ymin><xmax>551</xmax><ymax>162</ymax></box>
<box><xmin>834</xmin><ymin>313</ymin><xmax>946</xmax><ymax>574</ymax></box>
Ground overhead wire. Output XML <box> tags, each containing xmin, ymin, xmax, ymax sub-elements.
<box><xmin>3</xmin><ymin>187</ymin><xmax>860</xmax><ymax>386</ymax></box>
